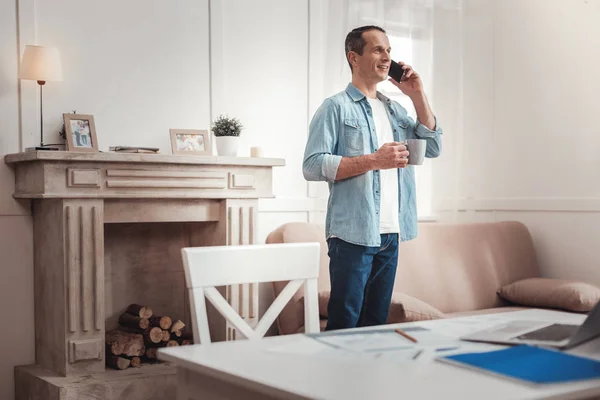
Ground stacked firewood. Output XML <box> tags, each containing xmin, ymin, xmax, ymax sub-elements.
<box><xmin>105</xmin><ymin>303</ymin><xmax>193</xmax><ymax>370</ymax></box>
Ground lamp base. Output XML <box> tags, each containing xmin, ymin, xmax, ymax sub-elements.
<box><xmin>25</xmin><ymin>146</ymin><xmax>59</xmax><ymax>152</ymax></box>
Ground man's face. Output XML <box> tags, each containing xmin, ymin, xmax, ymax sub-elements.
<box><xmin>350</xmin><ymin>30</ymin><xmax>391</xmax><ymax>84</ymax></box>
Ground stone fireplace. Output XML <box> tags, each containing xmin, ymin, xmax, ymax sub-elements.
<box><xmin>4</xmin><ymin>151</ymin><xmax>283</xmax><ymax>399</ymax></box>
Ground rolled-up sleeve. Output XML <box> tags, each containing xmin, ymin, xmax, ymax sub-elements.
<box><xmin>303</xmin><ymin>99</ymin><xmax>342</xmax><ymax>182</ymax></box>
<box><xmin>413</xmin><ymin>117</ymin><xmax>443</xmax><ymax>158</ymax></box>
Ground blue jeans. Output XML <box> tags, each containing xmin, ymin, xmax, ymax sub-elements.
<box><xmin>325</xmin><ymin>234</ymin><xmax>399</xmax><ymax>331</ymax></box>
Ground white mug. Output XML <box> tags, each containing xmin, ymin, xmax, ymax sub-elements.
<box><xmin>405</xmin><ymin>139</ymin><xmax>426</xmax><ymax>165</ymax></box>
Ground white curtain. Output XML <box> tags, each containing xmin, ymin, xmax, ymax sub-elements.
<box><xmin>308</xmin><ymin>0</ymin><xmax>463</xmax><ymax>219</ymax></box>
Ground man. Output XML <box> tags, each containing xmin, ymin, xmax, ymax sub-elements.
<box><xmin>302</xmin><ymin>25</ymin><xmax>443</xmax><ymax>331</ymax></box>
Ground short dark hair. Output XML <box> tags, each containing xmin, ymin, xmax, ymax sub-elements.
<box><xmin>345</xmin><ymin>25</ymin><xmax>386</xmax><ymax>72</ymax></box>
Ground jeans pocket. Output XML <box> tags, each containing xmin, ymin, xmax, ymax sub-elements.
<box><xmin>380</xmin><ymin>235</ymin><xmax>392</xmax><ymax>252</ymax></box>
<box><xmin>380</xmin><ymin>233</ymin><xmax>398</xmax><ymax>252</ymax></box>
<box><xmin>327</xmin><ymin>238</ymin><xmax>338</xmax><ymax>257</ymax></box>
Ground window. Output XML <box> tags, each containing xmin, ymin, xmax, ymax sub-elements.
<box><xmin>378</xmin><ymin>34</ymin><xmax>434</xmax><ymax>218</ymax></box>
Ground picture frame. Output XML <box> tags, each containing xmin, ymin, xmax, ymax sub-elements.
<box><xmin>169</xmin><ymin>129</ymin><xmax>212</xmax><ymax>155</ymax></box>
<box><xmin>63</xmin><ymin>113</ymin><xmax>99</xmax><ymax>152</ymax></box>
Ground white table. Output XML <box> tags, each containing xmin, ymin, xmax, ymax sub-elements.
<box><xmin>158</xmin><ymin>310</ymin><xmax>600</xmax><ymax>399</ymax></box>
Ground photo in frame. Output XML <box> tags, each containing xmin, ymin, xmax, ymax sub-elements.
<box><xmin>63</xmin><ymin>113</ymin><xmax>99</xmax><ymax>152</ymax></box>
<box><xmin>170</xmin><ymin>129</ymin><xmax>211</xmax><ymax>155</ymax></box>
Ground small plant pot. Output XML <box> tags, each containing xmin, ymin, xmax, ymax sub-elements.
<box><xmin>215</xmin><ymin>136</ymin><xmax>239</xmax><ymax>157</ymax></box>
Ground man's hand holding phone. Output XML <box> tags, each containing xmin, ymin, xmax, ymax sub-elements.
<box><xmin>388</xmin><ymin>60</ymin><xmax>424</xmax><ymax>98</ymax></box>
<box><xmin>372</xmin><ymin>142</ymin><xmax>409</xmax><ymax>170</ymax></box>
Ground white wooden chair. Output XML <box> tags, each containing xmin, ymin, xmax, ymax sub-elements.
<box><xmin>181</xmin><ymin>242</ymin><xmax>321</xmax><ymax>344</ymax></box>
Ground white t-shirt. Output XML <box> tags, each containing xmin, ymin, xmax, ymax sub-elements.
<box><xmin>367</xmin><ymin>97</ymin><xmax>400</xmax><ymax>234</ymax></box>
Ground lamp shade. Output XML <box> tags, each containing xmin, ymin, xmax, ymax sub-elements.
<box><xmin>19</xmin><ymin>45</ymin><xmax>63</xmax><ymax>82</ymax></box>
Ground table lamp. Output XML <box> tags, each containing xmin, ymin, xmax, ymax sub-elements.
<box><xmin>19</xmin><ymin>45</ymin><xmax>63</xmax><ymax>150</ymax></box>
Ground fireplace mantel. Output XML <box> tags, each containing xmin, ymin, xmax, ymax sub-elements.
<box><xmin>5</xmin><ymin>151</ymin><xmax>285</xmax><ymax>400</ymax></box>
<box><xmin>5</xmin><ymin>151</ymin><xmax>284</xmax><ymax>200</ymax></box>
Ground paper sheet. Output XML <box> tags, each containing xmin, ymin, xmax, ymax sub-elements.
<box><xmin>310</xmin><ymin>326</ymin><xmax>461</xmax><ymax>350</ymax></box>
<box><xmin>266</xmin><ymin>324</ymin><xmax>503</xmax><ymax>363</ymax></box>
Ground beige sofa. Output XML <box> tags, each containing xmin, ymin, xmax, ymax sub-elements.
<box><xmin>266</xmin><ymin>221</ymin><xmax>592</xmax><ymax>335</ymax></box>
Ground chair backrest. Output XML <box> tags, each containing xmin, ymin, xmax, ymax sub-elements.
<box><xmin>181</xmin><ymin>242</ymin><xmax>321</xmax><ymax>344</ymax></box>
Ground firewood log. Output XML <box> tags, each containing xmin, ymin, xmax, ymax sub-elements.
<box><xmin>105</xmin><ymin>340</ymin><xmax>124</xmax><ymax>356</ymax></box>
<box><xmin>125</xmin><ymin>304</ymin><xmax>153</xmax><ymax>319</ymax></box>
<box><xmin>106</xmin><ymin>329</ymin><xmax>145</xmax><ymax>357</ymax></box>
<box><xmin>174</xmin><ymin>334</ymin><xmax>193</xmax><ymax>345</ymax></box>
<box><xmin>166</xmin><ymin>340</ymin><xmax>179</xmax><ymax>347</ymax></box>
<box><xmin>161</xmin><ymin>330</ymin><xmax>171</xmax><ymax>342</ymax></box>
<box><xmin>170</xmin><ymin>320</ymin><xmax>185</xmax><ymax>333</ymax></box>
<box><xmin>145</xmin><ymin>347</ymin><xmax>158</xmax><ymax>360</ymax></box>
<box><xmin>170</xmin><ymin>330</ymin><xmax>182</xmax><ymax>340</ymax></box>
<box><xmin>106</xmin><ymin>355</ymin><xmax>130</xmax><ymax>370</ymax></box>
<box><xmin>119</xmin><ymin>313</ymin><xmax>150</xmax><ymax>330</ymax></box>
<box><xmin>121</xmin><ymin>326</ymin><xmax>162</xmax><ymax>345</ymax></box>
<box><xmin>149</xmin><ymin>315</ymin><xmax>172</xmax><ymax>330</ymax></box>
<box><xmin>173</xmin><ymin>330</ymin><xmax>194</xmax><ymax>345</ymax></box>
<box><xmin>116</xmin><ymin>325</ymin><xmax>145</xmax><ymax>335</ymax></box>
<box><xmin>118</xmin><ymin>326</ymin><xmax>164</xmax><ymax>346</ymax></box>
<box><xmin>147</xmin><ymin>327</ymin><xmax>164</xmax><ymax>344</ymax></box>
<box><xmin>129</xmin><ymin>356</ymin><xmax>141</xmax><ymax>368</ymax></box>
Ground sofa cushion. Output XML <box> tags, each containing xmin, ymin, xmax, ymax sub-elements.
<box><xmin>497</xmin><ymin>278</ymin><xmax>600</xmax><ymax>313</ymax></box>
<box><xmin>318</xmin><ymin>290</ymin><xmax>444</xmax><ymax>323</ymax></box>
<box><xmin>387</xmin><ymin>292</ymin><xmax>445</xmax><ymax>323</ymax></box>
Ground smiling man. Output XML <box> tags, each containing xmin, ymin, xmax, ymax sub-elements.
<box><xmin>302</xmin><ymin>25</ymin><xmax>443</xmax><ymax>331</ymax></box>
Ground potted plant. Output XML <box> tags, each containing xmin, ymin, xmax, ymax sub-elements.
<box><xmin>212</xmin><ymin>114</ymin><xmax>243</xmax><ymax>157</ymax></box>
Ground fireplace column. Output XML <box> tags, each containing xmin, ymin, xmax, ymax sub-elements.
<box><xmin>224</xmin><ymin>199</ymin><xmax>259</xmax><ymax>340</ymax></box>
<box><xmin>34</xmin><ymin>199</ymin><xmax>105</xmax><ymax>376</ymax></box>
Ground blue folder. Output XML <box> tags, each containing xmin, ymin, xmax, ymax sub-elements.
<box><xmin>437</xmin><ymin>345</ymin><xmax>600</xmax><ymax>385</ymax></box>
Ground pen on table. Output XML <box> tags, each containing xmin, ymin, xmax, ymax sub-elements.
<box><xmin>435</xmin><ymin>346</ymin><xmax>459</xmax><ymax>352</ymax></box>
<box><xmin>395</xmin><ymin>328</ymin><xmax>418</xmax><ymax>343</ymax></box>
<box><xmin>412</xmin><ymin>350</ymin><xmax>423</xmax><ymax>360</ymax></box>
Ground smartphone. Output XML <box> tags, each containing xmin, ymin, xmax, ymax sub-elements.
<box><xmin>388</xmin><ymin>60</ymin><xmax>405</xmax><ymax>82</ymax></box>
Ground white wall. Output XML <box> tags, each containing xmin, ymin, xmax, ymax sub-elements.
<box><xmin>209</xmin><ymin>0</ymin><xmax>312</xmax><ymax>244</ymax></box>
<box><xmin>27</xmin><ymin>0</ymin><xmax>211</xmax><ymax>151</ymax></box>
<box><xmin>0</xmin><ymin>1</ymin><xmax>35</xmax><ymax>399</ymax></box>
<box><xmin>435</xmin><ymin>0</ymin><xmax>600</xmax><ymax>282</ymax></box>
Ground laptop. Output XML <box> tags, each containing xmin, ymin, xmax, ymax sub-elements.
<box><xmin>460</xmin><ymin>301</ymin><xmax>600</xmax><ymax>350</ymax></box>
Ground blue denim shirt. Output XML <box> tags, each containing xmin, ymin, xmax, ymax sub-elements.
<box><xmin>303</xmin><ymin>83</ymin><xmax>443</xmax><ymax>246</ymax></box>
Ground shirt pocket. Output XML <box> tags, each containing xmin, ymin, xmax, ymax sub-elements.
<box><xmin>343</xmin><ymin>118</ymin><xmax>367</xmax><ymax>155</ymax></box>
<box><xmin>396</xmin><ymin>118</ymin><xmax>410</xmax><ymax>141</ymax></box>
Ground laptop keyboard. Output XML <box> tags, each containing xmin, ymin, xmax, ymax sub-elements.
<box><xmin>512</xmin><ymin>323</ymin><xmax>578</xmax><ymax>342</ymax></box>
